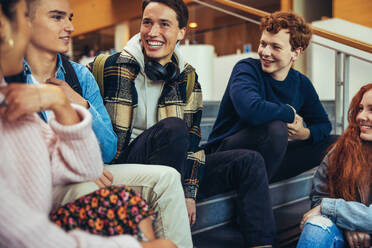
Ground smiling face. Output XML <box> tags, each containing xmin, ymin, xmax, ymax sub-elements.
<box><xmin>356</xmin><ymin>89</ymin><xmax>372</xmax><ymax>141</ymax></box>
<box><xmin>140</xmin><ymin>2</ymin><xmax>185</xmax><ymax>66</ymax></box>
<box><xmin>29</xmin><ymin>0</ymin><xmax>73</xmax><ymax>54</ymax></box>
<box><xmin>258</xmin><ymin>29</ymin><xmax>301</xmax><ymax>81</ymax></box>
<box><xmin>0</xmin><ymin>0</ymin><xmax>31</xmax><ymax>77</ymax></box>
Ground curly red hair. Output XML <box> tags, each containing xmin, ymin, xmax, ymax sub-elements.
<box><xmin>260</xmin><ymin>11</ymin><xmax>312</xmax><ymax>51</ymax></box>
<box><xmin>328</xmin><ymin>83</ymin><xmax>372</xmax><ymax>203</ymax></box>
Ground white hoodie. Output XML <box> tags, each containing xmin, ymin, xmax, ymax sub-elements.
<box><xmin>123</xmin><ymin>33</ymin><xmax>185</xmax><ymax>141</ymax></box>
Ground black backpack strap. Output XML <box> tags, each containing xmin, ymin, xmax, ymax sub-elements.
<box><xmin>60</xmin><ymin>54</ymin><xmax>82</xmax><ymax>96</ymax></box>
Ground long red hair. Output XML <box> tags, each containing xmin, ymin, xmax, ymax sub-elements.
<box><xmin>328</xmin><ymin>83</ymin><xmax>372</xmax><ymax>203</ymax></box>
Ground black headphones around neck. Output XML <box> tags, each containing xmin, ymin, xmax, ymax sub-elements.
<box><xmin>144</xmin><ymin>60</ymin><xmax>180</xmax><ymax>84</ymax></box>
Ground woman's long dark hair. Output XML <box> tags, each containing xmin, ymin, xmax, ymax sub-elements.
<box><xmin>328</xmin><ymin>83</ymin><xmax>372</xmax><ymax>203</ymax></box>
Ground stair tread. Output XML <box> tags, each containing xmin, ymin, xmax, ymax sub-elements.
<box><xmin>193</xmin><ymin>168</ymin><xmax>315</xmax><ymax>232</ymax></box>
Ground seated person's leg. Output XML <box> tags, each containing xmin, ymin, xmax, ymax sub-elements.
<box><xmin>200</xmin><ymin>149</ymin><xmax>275</xmax><ymax>247</ymax></box>
<box><xmin>297</xmin><ymin>215</ymin><xmax>344</xmax><ymax>248</ymax></box>
<box><xmin>117</xmin><ymin>117</ymin><xmax>189</xmax><ymax>181</ymax></box>
<box><xmin>53</xmin><ymin>164</ymin><xmax>192</xmax><ymax>248</ymax></box>
<box><xmin>211</xmin><ymin>120</ymin><xmax>288</xmax><ymax>180</ymax></box>
<box><xmin>272</xmin><ymin>134</ymin><xmax>338</xmax><ymax>182</ymax></box>
<box><xmin>50</xmin><ymin>185</ymin><xmax>154</xmax><ymax>240</ymax></box>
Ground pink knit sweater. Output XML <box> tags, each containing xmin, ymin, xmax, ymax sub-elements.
<box><xmin>0</xmin><ymin>80</ymin><xmax>142</xmax><ymax>248</ymax></box>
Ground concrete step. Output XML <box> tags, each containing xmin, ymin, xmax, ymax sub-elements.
<box><xmin>193</xmin><ymin>222</ymin><xmax>244</xmax><ymax>248</ymax></box>
<box><xmin>200</xmin><ymin>117</ymin><xmax>215</xmax><ymax>143</ymax></box>
<box><xmin>202</xmin><ymin>101</ymin><xmax>221</xmax><ymax>118</ymax></box>
<box><xmin>192</xmin><ymin>169</ymin><xmax>315</xmax><ymax>247</ymax></box>
<box><xmin>192</xmin><ymin>197</ymin><xmax>309</xmax><ymax>248</ymax></box>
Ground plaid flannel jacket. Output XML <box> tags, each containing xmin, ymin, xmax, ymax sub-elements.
<box><xmin>96</xmin><ymin>51</ymin><xmax>205</xmax><ymax>199</ymax></box>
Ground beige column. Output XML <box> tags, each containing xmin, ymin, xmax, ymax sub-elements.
<box><xmin>281</xmin><ymin>0</ymin><xmax>293</xmax><ymax>11</ymax></box>
<box><xmin>66</xmin><ymin>38</ymin><xmax>73</xmax><ymax>59</ymax></box>
<box><xmin>115</xmin><ymin>21</ymin><xmax>130</xmax><ymax>52</ymax></box>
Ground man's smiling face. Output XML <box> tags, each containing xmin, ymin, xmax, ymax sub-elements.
<box><xmin>258</xmin><ymin>29</ymin><xmax>301</xmax><ymax>81</ymax></box>
<box><xmin>140</xmin><ymin>2</ymin><xmax>185</xmax><ymax>66</ymax></box>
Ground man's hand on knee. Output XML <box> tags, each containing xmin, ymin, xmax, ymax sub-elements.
<box><xmin>185</xmin><ymin>198</ymin><xmax>196</xmax><ymax>226</ymax></box>
<box><xmin>287</xmin><ymin>114</ymin><xmax>310</xmax><ymax>140</ymax></box>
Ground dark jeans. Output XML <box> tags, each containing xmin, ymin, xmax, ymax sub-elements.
<box><xmin>117</xmin><ymin>117</ymin><xmax>189</xmax><ymax>182</ymax></box>
<box><xmin>200</xmin><ymin>149</ymin><xmax>276</xmax><ymax>246</ymax></box>
<box><xmin>207</xmin><ymin>120</ymin><xmax>338</xmax><ymax>182</ymax></box>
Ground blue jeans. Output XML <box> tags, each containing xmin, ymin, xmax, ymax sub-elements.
<box><xmin>297</xmin><ymin>215</ymin><xmax>344</xmax><ymax>248</ymax></box>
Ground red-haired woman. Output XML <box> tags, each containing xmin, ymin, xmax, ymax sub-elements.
<box><xmin>297</xmin><ymin>83</ymin><xmax>372</xmax><ymax>248</ymax></box>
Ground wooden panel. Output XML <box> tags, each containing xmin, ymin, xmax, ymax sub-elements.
<box><xmin>280</xmin><ymin>0</ymin><xmax>293</xmax><ymax>11</ymax></box>
<box><xmin>210</xmin><ymin>0</ymin><xmax>269</xmax><ymax>17</ymax></box>
<box><xmin>68</xmin><ymin>0</ymin><xmax>195</xmax><ymax>37</ymax></box>
<box><xmin>69</xmin><ymin>0</ymin><xmax>141</xmax><ymax>37</ymax></box>
<box><xmin>333</xmin><ymin>0</ymin><xmax>372</xmax><ymax>28</ymax></box>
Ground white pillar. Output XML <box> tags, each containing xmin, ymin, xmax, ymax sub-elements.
<box><xmin>115</xmin><ymin>21</ymin><xmax>130</xmax><ymax>52</ymax></box>
<box><xmin>180</xmin><ymin>44</ymin><xmax>215</xmax><ymax>101</ymax></box>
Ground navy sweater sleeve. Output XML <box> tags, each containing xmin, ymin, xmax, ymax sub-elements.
<box><xmin>229</xmin><ymin>60</ymin><xmax>295</xmax><ymax>126</ymax></box>
<box><xmin>298</xmin><ymin>76</ymin><xmax>332</xmax><ymax>143</ymax></box>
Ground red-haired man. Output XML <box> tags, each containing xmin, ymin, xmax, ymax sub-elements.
<box><xmin>202</xmin><ymin>12</ymin><xmax>338</xmax><ymax>247</ymax></box>
<box><xmin>205</xmin><ymin>11</ymin><xmax>337</xmax><ymax>182</ymax></box>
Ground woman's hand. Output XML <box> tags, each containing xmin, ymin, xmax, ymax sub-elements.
<box><xmin>300</xmin><ymin>205</ymin><xmax>321</xmax><ymax>230</ymax></box>
<box><xmin>0</xmin><ymin>84</ymin><xmax>79</xmax><ymax>125</ymax></box>
<box><xmin>94</xmin><ymin>167</ymin><xmax>114</xmax><ymax>188</ymax></box>
<box><xmin>345</xmin><ymin>230</ymin><xmax>371</xmax><ymax>248</ymax></box>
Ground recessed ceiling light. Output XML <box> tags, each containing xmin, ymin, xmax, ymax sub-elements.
<box><xmin>189</xmin><ymin>22</ymin><xmax>198</xmax><ymax>28</ymax></box>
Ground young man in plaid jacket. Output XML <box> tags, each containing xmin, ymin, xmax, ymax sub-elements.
<box><xmin>93</xmin><ymin>0</ymin><xmax>204</xmax><ymax>229</ymax></box>
<box><xmin>93</xmin><ymin>1</ymin><xmax>274</xmax><ymax>247</ymax></box>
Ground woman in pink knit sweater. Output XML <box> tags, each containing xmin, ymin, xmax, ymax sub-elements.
<box><xmin>0</xmin><ymin>0</ymin><xmax>175</xmax><ymax>247</ymax></box>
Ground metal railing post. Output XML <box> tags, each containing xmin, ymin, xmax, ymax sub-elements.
<box><xmin>334</xmin><ymin>52</ymin><xmax>344</xmax><ymax>135</ymax></box>
<box><xmin>342</xmin><ymin>55</ymin><xmax>350</xmax><ymax>130</ymax></box>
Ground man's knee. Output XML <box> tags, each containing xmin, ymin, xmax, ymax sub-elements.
<box><xmin>156</xmin><ymin>117</ymin><xmax>189</xmax><ymax>153</ymax></box>
<box><xmin>159</xmin><ymin>117</ymin><xmax>188</xmax><ymax>135</ymax></box>
<box><xmin>267</xmin><ymin>120</ymin><xmax>288</xmax><ymax>141</ymax></box>
<box><xmin>159</xmin><ymin>166</ymin><xmax>181</xmax><ymax>182</ymax></box>
<box><xmin>152</xmin><ymin>166</ymin><xmax>182</xmax><ymax>191</ymax></box>
<box><xmin>230</xmin><ymin>150</ymin><xmax>267</xmax><ymax>182</ymax></box>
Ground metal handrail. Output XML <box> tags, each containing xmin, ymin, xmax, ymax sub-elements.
<box><xmin>203</xmin><ymin>0</ymin><xmax>372</xmax><ymax>54</ymax></box>
<box><xmin>311</xmin><ymin>41</ymin><xmax>372</xmax><ymax>63</ymax></box>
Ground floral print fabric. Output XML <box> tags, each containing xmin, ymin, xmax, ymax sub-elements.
<box><xmin>50</xmin><ymin>185</ymin><xmax>153</xmax><ymax>239</ymax></box>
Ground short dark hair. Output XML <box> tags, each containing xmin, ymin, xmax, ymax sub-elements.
<box><xmin>0</xmin><ymin>0</ymin><xmax>21</xmax><ymax>20</ymax></box>
<box><xmin>25</xmin><ymin>0</ymin><xmax>38</xmax><ymax>19</ymax></box>
<box><xmin>142</xmin><ymin>0</ymin><xmax>189</xmax><ymax>28</ymax></box>
<box><xmin>260</xmin><ymin>11</ymin><xmax>312</xmax><ymax>51</ymax></box>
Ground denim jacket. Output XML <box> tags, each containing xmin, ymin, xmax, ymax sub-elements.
<box><xmin>311</xmin><ymin>153</ymin><xmax>372</xmax><ymax>233</ymax></box>
<box><xmin>24</xmin><ymin>54</ymin><xmax>117</xmax><ymax>163</ymax></box>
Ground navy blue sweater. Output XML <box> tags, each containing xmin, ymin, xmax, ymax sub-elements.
<box><xmin>205</xmin><ymin>58</ymin><xmax>331</xmax><ymax>148</ymax></box>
